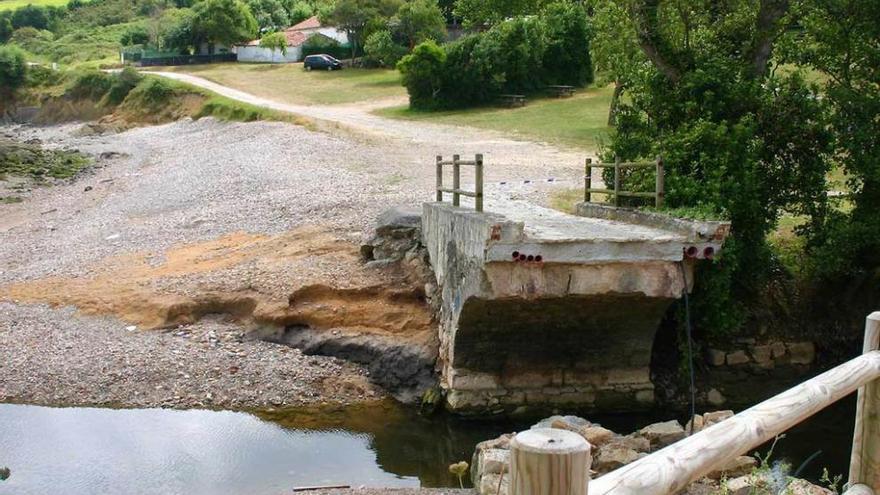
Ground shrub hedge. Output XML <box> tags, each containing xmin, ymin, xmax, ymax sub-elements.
<box><xmin>398</xmin><ymin>2</ymin><xmax>593</xmax><ymax>110</ymax></box>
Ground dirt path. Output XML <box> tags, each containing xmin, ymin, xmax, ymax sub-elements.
<box><xmin>146</xmin><ymin>71</ymin><xmax>592</xmax><ymax>179</ymax></box>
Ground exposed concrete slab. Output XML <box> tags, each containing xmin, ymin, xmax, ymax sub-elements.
<box><xmin>421</xmin><ymin>201</ymin><xmax>730</xmax><ymax>414</ymax></box>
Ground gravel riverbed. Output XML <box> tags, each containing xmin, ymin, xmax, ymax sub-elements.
<box><xmin>0</xmin><ymin>114</ymin><xmax>588</xmax><ymax>410</ymax></box>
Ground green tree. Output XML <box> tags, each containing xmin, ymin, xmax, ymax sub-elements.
<box><xmin>397</xmin><ymin>40</ymin><xmax>446</xmax><ymax>108</ymax></box>
<box><xmin>11</xmin><ymin>4</ymin><xmax>50</xmax><ymax>30</ymax></box>
<box><xmin>784</xmin><ymin>0</ymin><xmax>880</xmax><ymax>305</ymax></box>
<box><xmin>589</xmin><ymin>0</ymin><xmax>643</xmax><ymax>124</ymax></box>
<box><xmin>191</xmin><ymin>0</ymin><xmax>259</xmax><ymax>52</ymax></box>
<box><xmin>160</xmin><ymin>8</ymin><xmax>198</xmax><ymax>52</ymax></box>
<box><xmin>395</xmin><ymin>0</ymin><xmax>446</xmax><ymax>49</ymax></box>
<box><xmin>286</xmin><ymin>0</ymin><xmax>313</xmax><ymax>24</ymax></box>
<box><xmin>260</xmin><ymin>30</ymin><xmax>288</xmax><ymax>54</ymax></box>
<box><xmin>0</xmin><ymin>13</ymin><xmax>12</xmax><ymax>42</ymax></box>
<box><xmin>247</xmin><ymin>0</ymin><xmax>289</xmax><ymax>31</ymax></box>
<box><xmin>364</xmin><ymin>29</ymin><xmax>406</xmax><ymax>66</ymax></box>
<box><xmin>540</xmin><ymin>1</ymin><xmax>592</xmax><ymax>86</ymax></box>
<box><xmin>330</xmin><ymin>0</ymin><xmax>401</xmax><ymax>59</ymax></box>
<box><xmin>120</xmin><ymin>25</ymin><xmax>150</xmax><ymax>46</ymax></box>
<box><xmin>452</xmin><ymin>0</ymin><xmax>547</xmax><ymax>28</ymax></box>
<box><xmin>603</xmin><ymin>0</ymin><xmax>834</xmax><ymax>338</ymax></box>
<box><xmin>0</xmin><ymin>45</ymin><xmax>28</xmax><ymax>115</ymax></box>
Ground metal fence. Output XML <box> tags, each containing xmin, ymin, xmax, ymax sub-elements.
<box><xmin>436</xmin><ymin>154</ymin><xmax>484</xmax><ymax>212</ymax></box>
<box><xmin>138</xmin><ymin>53</ymin><xmax>237</xmax><ymax>67</ymax></box>
<box><xmin>584</xmin><ymin>157</ymin><xmax>665</xmax><ymax>208</ymax></box>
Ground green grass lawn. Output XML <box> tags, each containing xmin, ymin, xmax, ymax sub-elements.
<box><xmin>374</xmin><ymin>85</ymin><xmax>613</xmax><ymax>152</ymax></box>
<box><xmin>165</xmin><ymin>63</ymin><xmax>405</xmax><ymax>106</ymax></box>
<box><xmin>0</xmin><ymin>0</ymin><xmax>72</xmax><ymax>10</ymax></box>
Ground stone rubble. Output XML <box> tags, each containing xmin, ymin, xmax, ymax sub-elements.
<box><xmin>471</xmin><ymin>412</ymin><xmax>834</xmax><ymax>495</ymax></box>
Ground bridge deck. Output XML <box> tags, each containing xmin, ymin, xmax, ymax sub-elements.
<box><xmin>488</xmin><ymin>199</ymin><xmax>684</xmax><ymax>243</ymax></box>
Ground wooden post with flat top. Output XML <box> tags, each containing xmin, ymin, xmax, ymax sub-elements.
<box><xmin>475</xmin><ymin>154</ymin><xmax>484</xmax><ymax>212</ymax></box>
<box><xmin>613</xmin><ymin>157</ymin><xmax>621</xmax><ymax>207</ymax></box>
<box><xmin>510</xmin><ymin>428</ymin><xmax>591</xmax><ymax>495</ymax></box>
<box><xmin>849</xmin><ymin>311</ymin><xmax>880</xmax><ymax>491</ymax></box>
<box><xmin>436</xmin><ymin>155</ymin><xmax>443</xmax><ymax>202</ymax></box>
<box><xmin>655</xmin><ymin>156</ymin><xmax>665</xmax><ymax>208</ymax></box>
<box><xmin>584</xmin><ymin>158</ymin><xmax>592</xmax><ymax>202</ymax></box>
<box><xmin>452</xmin><ymin>154</ymin><xmax>461</xmax><ymax>207</ymax></box>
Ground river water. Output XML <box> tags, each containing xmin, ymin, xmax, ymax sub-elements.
<box><xmin>0</xmin><ymin>397</ymin><xmax>856</xmax><ymax>495</ymax></box>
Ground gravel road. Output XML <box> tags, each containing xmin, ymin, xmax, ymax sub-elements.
<box><xmin>0</xmin><ymin>82</ymin><xmax>595</xmax><ymax>410</ymax></box>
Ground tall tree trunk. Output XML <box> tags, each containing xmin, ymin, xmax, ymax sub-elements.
<box><xmin>607</xmin><ymin>79</ymin><xmax>624</xmax><ymax>126</ymax></box>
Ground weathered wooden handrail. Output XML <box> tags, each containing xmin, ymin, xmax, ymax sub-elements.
<box><xmin>436</xmin><ymin>154</ymin><xmax>484</xmax><ymax>212</ymax></box>
<box><xmin>584</xmin><ymin>157</ymin><xmax>664</xmax><ymax>208</ymax></box>
<box><xmin>584</xmin><ymin>312</ymin><xmax>880</xmax><ymax>495</ymax></box>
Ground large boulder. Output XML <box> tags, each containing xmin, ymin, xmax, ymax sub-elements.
<box><xmin>638</xmin><ymin>420</ymin><xmax>686</xmax><ymax>448</ymax></box>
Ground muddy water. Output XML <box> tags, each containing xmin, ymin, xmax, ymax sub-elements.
<box><xmin>0</xmin><ymin>398</ymin><xmax>856</xmax><ymax>495</ymax></box>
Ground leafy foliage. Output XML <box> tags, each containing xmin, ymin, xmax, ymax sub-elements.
<box><xmin>259</xmin><ymin>30</ymin><xmax>287</xmax><ymax>54</ymax></box>
<box><xmin>190</xmin><ymin>0</ymin><xmax>258</xmax><ymax>51</ymax></box>
<box><xmin>329</xmin><ymin>0</ymin><xmax>401</xmax><ymax>59</ymax></box>
<box><xmin>396</xmin><ymin>39</ymin><xmax>446</xmax><ymax>108</ymax></box>
<box><xmin>453</xmin><ymin>0</ymin><xmax>548</xmax><ymax>29</ymax></box>
<box><xmin>246</xmin><ymin>0</ymin><xmax>289</xmax><ymax>32</ymax></box>
<box><xmin>0</xmin><ymin>45</ymin><xmax>27</xmax><ymax>113</ymax></box>
<box><xmin>394</xmin><ymin>0</ymin><xmax>445</xmax><ymax>49</ymax></box>
<box><xmin>364</xmin><ymin>29</ymin><xmax>406</xmax><ymax>67</ymax></box>
<box><xmin>398</xmin><ymin>2</ymin><xmax>594</xmax><ymax>109</ymax></box>
<box><xmin>602</xmin><ymin>0</ymin><xmax>837</xmax><ymax>341</ymax></box>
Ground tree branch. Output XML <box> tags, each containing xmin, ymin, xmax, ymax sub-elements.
<box><xmin>627</xmin><ymin>0</ymin><xmax>682</xmax><ymax>83</ymax></box>
<box><xmin>748</xmin><ymin>0</ymin><xmax>790</xmax><ymax>78</ymax></box>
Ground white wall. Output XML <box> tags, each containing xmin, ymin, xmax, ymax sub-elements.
<box><xmin>234</xmin><ymin>45</ymin><xmax>303</xmax><ymax>63</ymax></box>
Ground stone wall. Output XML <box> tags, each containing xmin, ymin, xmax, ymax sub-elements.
<box><xmin>700</xmin><ymin>340</ymin><xmax>817</xmax><ymax>407</ymax></box>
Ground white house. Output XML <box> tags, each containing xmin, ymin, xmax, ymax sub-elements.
<box><xmin>234</xmin><ymin>16</ymin><xmax>349</xmax><ymax>63</ymax></box>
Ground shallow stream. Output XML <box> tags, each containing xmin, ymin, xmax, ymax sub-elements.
<box><xmin>0</xmin><ymin>397</ymin><xmax>856</xmax><ymax>495</ymax></box>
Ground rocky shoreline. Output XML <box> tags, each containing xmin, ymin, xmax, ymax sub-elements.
<box><xmin>471</xmin><ymin>414</ymin><xmax>836</xmax><ymax>495</ymax></box>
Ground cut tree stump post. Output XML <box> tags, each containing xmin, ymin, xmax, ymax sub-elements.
<box><xmin>850</xmin><ymin>311</ymin><xmax>880</xmax><ymax>490</ymax></box>
<box><xmin>510</xmin><ymin>428</ymin><xmax>591</xmax><ymax>495</ymax></box>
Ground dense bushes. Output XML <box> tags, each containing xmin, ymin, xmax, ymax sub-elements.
<box><xmin>301</xmin><ymin>35</ymin><xmax>352</xmax><ymax>60</ymax></box>
<box><xmin>398</xmin><ymin>2</ymin><xmax>593</xmax><ymax>109</ymax></box>
<box><xmin>0</xmin><ymin>45</ymin><xmax>27</xmax><ymax>114</ymax></box>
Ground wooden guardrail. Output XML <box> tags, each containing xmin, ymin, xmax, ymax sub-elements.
<box><xmin>584</xmin><ymin>157</ymin><xmax>664</xmax><ymax>208</ymax></box>
<box><xmin>509</xmin><ymin>311</ymin><xmax>880</xmax><ymax>495</ymax></box>
<box><xmin>436</xmin><ymin>154</ymin><xmax>484</xmax><ymax>212</ymax></box>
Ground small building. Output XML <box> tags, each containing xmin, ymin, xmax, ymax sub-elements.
<box><xmin>234</xmin><ymin>16</ymin><xmax>349</xmax><ymax>63</ymax></box>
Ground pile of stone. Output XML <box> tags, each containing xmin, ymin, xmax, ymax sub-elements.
<box><xmin>471</xmin><ymin>412</ymin><xmax>830</xmax><ymax>495</ymax></box>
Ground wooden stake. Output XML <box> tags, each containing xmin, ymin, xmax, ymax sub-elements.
<box><xmin>509</xmin><ymin>428</ymin><xmax>591</xmax><ymax>495</ymax></box>
<box><xmin>850</xmin><ymin>312</ymin><xmax>880</xmax><ymax>490</ymax></box>
<box><xmin>436</xmin><ymin>155</ymin><xmax>443</xmax><ymax>202</ymax></box>
<box><xmin>452</xmin><ymin>154</ymin><xmax>461</xmax><ymax>207</ymax></box>
<box><xmin>475</xmin><ymin>154</ymin><xmax>484</xmax><ymax>212</ymax></box>
<box><xmin>584</xmin><ymin>158</ymin><xmax>592</xmax><ymax>203</ymax></box>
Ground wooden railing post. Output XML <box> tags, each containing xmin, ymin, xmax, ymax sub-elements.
<box><xmin>436</xmin><ymin>155</ymin><xmax>443</xmax><ymax>202</ymax></box>
<box><xmin>584</xmin><ymin>158</ymin><xmax>592</xmax><ymax>203</ymax></box>
<box><xmin>613</xmin><ymin>157</ymin><xmax>620</xmax><ymax>207</ymax></box>
<box><xmin>452</xmin><ymin>154</ymin><xmax>461</xmax><ymax>207</ymax></box>
<box><xmin>510</xmin><ymin>428</ymin><xmax>591</xmax><ymax>495</ymax></box>
<box><xmin>655</xmin><ymin>156</ymin><xmax>664</xmax><ymax>208</ymax></box>
<box><xmin>475</xmin><ymin>154</ymin><xmax>484</xmax><ymax>212</ymax></box>
<box><xmin>850</xmin><ymin>311</ymin><xmax>880</xmax><ymax>491</ymax></box>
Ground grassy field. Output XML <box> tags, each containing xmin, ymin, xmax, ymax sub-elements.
<box><xmin>0</xmin><ymin>0</ymin><xmax>71</xmax><ymax>10</ymax></box>
<box><xmin>166</xmin><ymin>63</ymin><xmax>405</xmax><ymax>106</ymax></box>
<box><xmin>375</xmin><ymin>85</ymin><xmax>613</xmax><ymax>151</ymax></box>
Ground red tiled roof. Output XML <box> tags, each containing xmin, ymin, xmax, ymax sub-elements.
<box><xmin>243</xmin><ymin>16</ymin><xmax>323</xmax><ymax>47</ymax></box>
<box><xmin>289</xmin><ymin>15</ymin><xmax>321</xmax><ymax>31</ymax></box>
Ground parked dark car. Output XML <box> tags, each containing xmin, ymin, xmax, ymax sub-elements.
<box><xmin>303</xmin><ymin>54</ymin><xmax>343</xmax><ymax>71</ymax></box>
